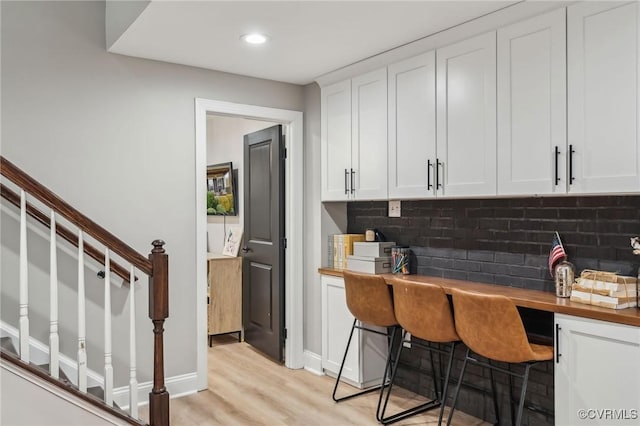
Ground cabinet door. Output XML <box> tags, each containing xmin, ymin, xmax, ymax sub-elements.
<box><xmin>497</xmin><ymin>9</ymin><xmax>566</xmax><ymax>195</ymax></box>
<box><xmin>437</xmin><ymin>32</ymin><xmax>497</xmax><ymax>197</ymax></box>
<box><xmin>321</xmin><ymin>276</ymin><xmax>359</xmax><ymax>383</ymax></box>
<box><xmin>568</xmin><ymin>1</ymin><xmax>640</xmax><ymax>193</ymax></box>
<box><xmin>351</xmin><ymin>68</ymin><xmax>388</xmax><ymax>200</ymax></box>
<box><xmin>555</xmin><ymin>314</ymin><xmax>640</xmax><ymax>425</ymax></box>
<box><xmin>388</xmin><ymin>52</ymin><xmax>437</xmax><ymax>199</ymax></box>
<box><xmin>321</xmin><ymin>80</ymin><xmax>352</xmax><ymax>201</ymax></box>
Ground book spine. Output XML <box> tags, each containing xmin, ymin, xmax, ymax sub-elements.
<box><xmin>327</xmin><ymin>235</ymin><xmax>334</xmax><ymax>269</ymax></box>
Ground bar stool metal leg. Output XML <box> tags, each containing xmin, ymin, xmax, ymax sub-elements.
<box><xmin>515</xmin><ymin>364</ymin><xmax>532</xmax><ymax>426</ymax></box>
<box><xmin>446</xmin><ymin>347</ymin><xmax>470</xmax><ymax>426</ymax></box>
<box><xmin>437</xmin><ymin>342</ymin><xmax>457</xmax><ymax>426</ymax></box>
<box><xmin>333</xmin><ymin>319</ymin><xmax>398</xmax><ymax>407</ymax></box>
<box><xmin>376</xmin><ymin>329</ymin><xmax>406</xmax><ymax>422</ymax></box>
<box><xmin>508</xmin><ymin>364</ymin><xmax>516</xmax><ymax>426</ymax></box>
<box><xmin>379</xmin><ymin>336</ymin><xmax>455</xmax><ymax>425</ymax></box>
<box><xmin>488</xmin><ymin>360</ymin><xmax>501</xmax><ymax>426</ymax></box>
<box><xmin>429</xmin><ymin>344</ymin><xmax>440</xmax><ymax>401</ymax></box>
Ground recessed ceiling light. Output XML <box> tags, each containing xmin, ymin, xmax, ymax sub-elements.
<box><xmin>241</xmin><ymin>33</ymin><xmax>269</xmax><ymax>45</ymax></box>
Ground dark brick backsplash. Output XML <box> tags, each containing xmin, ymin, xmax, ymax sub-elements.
<box><xmin>347</xmin><ymin>195</ymin><xmax>640</xmax><ymax>424</ymax></box>
<box><xmin>348</xmin><ymin>196</ymin><xmax>640</xmax><ymax>268</ymax></box>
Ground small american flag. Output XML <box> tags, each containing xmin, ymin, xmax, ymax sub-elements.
<box><xmin>549</xmin><ymin>232</ymin><xmax>567</xmax><ymax>277</ymax></box>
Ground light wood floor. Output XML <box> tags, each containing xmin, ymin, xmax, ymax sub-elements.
<box><xmin>143</xmin><ymin>336</ymin><xmax>488</xmax><ymax>425</ymax></box>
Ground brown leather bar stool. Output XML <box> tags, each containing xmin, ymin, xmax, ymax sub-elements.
<box><xmin>332</xmin><ymin>271</ymin><xmax>400</xmax><ymax>414</ymax></box>
<box><xmin>378</xmin><ymin>278</ymin><xmax>461</xmax><ymax>425</ymax></box>
<box><xmin>447</xmin><ymin>289</ymin><xmax>554</xmax><ymax>426</ymax></box>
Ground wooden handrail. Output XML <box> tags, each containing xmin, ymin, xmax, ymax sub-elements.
<box><xmin>1</xmin><ymin>155</ymin><xmax>169</xmax><ymax>425</ymax></box>
<box><xmin>0</xmin><ymin>184</ymin><xmax>136</xmax><ymax>284</ymax></box>
<box><xmin>0</xmin><ymin>157</ymin><xmax>152</xmax><ymax>275</ymax></box>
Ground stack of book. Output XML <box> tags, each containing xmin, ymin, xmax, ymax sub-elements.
<box><xmin>328</xmin><ymin>234</ymin><xmax>365</xmax><ymax>270</ymax></box>
<box><xmin>570</xmin><ymin>270</ymin><xmax>638</xmax><ymax>309</ymax></box>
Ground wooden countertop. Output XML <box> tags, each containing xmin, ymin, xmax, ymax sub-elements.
<box><xmin>318</xmin><ymin>267</ymin><xmax>640</xmax><ymax>327</ymax></box>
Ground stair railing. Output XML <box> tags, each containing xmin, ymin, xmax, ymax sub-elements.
<box><xmin>0</xmin><ymin>156</ymin><xmax>169</xmax><ymax>426</ymax></box>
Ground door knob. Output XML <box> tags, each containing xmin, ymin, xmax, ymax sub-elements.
<box><xmin>241</xmin><ymin>247</ymin><xmax>251</xmax><ymax>253</ymax></box>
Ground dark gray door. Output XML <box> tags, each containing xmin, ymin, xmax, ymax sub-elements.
<box><xmin>242</xmin><ymin>124</ymin><xmax>285</xmax><ymax>362</ymax></box>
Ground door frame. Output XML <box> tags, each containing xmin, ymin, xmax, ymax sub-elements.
<box><xmin>194</xmin><ymin>98</ymin><xmax>304</xmax><ymax>390</ymax></box>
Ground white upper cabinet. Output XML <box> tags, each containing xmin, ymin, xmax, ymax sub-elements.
<box><xmin>351</xmin><ymin>68</ymin><xmax>388</xmax><ymax>200</ymax></box>
<box><xmin>568</xmin><ymin>1</ymin><xmax>640</xmax><ymax>193</ymax></box>
<box><xmin>321</xmin><ymin>69</ymin><xmax>387</xmax><ymax>201</ymax></box>
<box><xmin>388</xmin><ymin>52</ymin><xmax>437</xmax><ymax>199</ymax></box>
<box><xmin>321</xmin><ymin>80</ymin><xmax>352</xmax><ymax>201</ymax></box>
<box><xmin>497</xmin><ymin>9</ymin><xmax>567</xmax><ymax>196</ymax></box>
<box><xmin>437</xmin><ymin>32</ymin><xmax>497</xmax><ymax>197</ymax></box>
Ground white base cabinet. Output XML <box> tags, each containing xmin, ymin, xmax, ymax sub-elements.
<box><xmin>554</xmin><ymin>314</ymin><xmax>640</xmax><ymax>425</ymax></box>
<box><xmin>321</xmin><ymin>275</ymin><xmax>389</xmax><ymax>389</ymax></box>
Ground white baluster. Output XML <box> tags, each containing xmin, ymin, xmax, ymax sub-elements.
<box><xmin>129</xmin><ymin>265</ymin><xmax>138</xmax><ymax>418</ymax></box>
<box><xmin>77</xmin><ymin>230</ymin><xmax>87</xmax><ymax>392</ymax></box>
<box><xmin>19</xmin><ymin>190</ymin><xmax>30</xmax><ymax>363</ymax></box>
<box><xmin>104</xmin><ymin>249</ymin><xmax>113</xmax><ymax>405</ymax></box>
<box><xmin>49</xmin><ymin>211</ymin><xmax>59</xmax><ymax>379</ymax></box>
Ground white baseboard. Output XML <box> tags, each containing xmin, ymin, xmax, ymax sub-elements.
<box><xmin>303</xmin><ymin>350</ymin><xmax>324</xmax><ymax>376</ymax></box>
<box><xmin>1</xmin><ymin>321</ymin><xmax>199</xmax><ymax>411</ymax></box>
<box><xmin>112</xmin><ymin>372</ymin><xmax>198</xmax><ymax>410</ymax></box>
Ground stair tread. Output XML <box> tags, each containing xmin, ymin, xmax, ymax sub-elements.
<box><xmin>0</xmin><ymin>336</ymin><xmax>17</xmax><ymax>355</ymax></box>
<box><xmin>37</xmin><ymin>363</ymin><xmax>71</xmax><ymax>383</ymax></box>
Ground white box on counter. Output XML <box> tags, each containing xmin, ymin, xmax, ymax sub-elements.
<box><xmin>346</xmin><ymin>255</ymin><xmax>392</xmax><ymax>274</ymax></box>
<box><xmin>353</xmin><ymin>242</ymin><xmax>396</xmax><ymax>258</ymax></box>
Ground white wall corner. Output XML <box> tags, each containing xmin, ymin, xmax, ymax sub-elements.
<box><xmin>303</xmin><ymin>350</ymin><xmax>324</xmax><ymax>376</ymax></box>
<box><xmin>105</xmin><ymin>0</ymin><xmax>150</xmax><ymax>50</ymax></box>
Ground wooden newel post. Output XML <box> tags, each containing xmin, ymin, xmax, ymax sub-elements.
<box><xmin>149</xmin><ymin>240</ymin><xmax>169</xmax><ymax>426</ymax></box>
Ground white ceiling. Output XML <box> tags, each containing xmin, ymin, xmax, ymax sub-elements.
<box><xmin>110</xmin><ymin>1</ymin><xmax>518</xmax><ymax>85</ymax></box>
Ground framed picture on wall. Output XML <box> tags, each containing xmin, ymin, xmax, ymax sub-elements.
<box><xmin>222</xmin><ymin>226</ymin><xmax>243</xmax><ymax>257</ymax></box>
<box><xmin>207</xmin><ymin>162</ymin><xmax>238</xmax><ymax>215</ymax></box>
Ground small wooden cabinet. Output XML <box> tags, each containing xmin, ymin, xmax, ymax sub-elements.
<box><xmin>208</xmin><ymin>254</ymin><xmax>242</xmax><ymax>345</ymax></box>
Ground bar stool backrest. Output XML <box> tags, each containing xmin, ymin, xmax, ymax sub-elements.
<box><xmin>391</xmin><ymin>279</ymin><xmax>459</xmax><ymax>343</ymax></box>
<box><xmin>342</xmin><ymin>271</ymin><xmax>397</xmax><ymax>327</ymax></box>
<box><xmin>450</xmin><ymin>289</ymin><xmax>539</xmax><ymax>363</ymax></box>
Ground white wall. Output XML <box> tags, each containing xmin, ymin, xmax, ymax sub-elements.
<box><xmin>302</xmin><ymin>83</ymin><xmax>322</xmax><ymax>354</ymax></box>
<box><xmin>0</xmin><ymin>0</ymin><xmax>304</xmax><ymax>390</ymax></box>
<box><xmin>1</xmin><ymin>362</ymin><xmax>124</xmax><ymax>425</ymax></box>
<box><xmin>205</xmin><ymin>115</ymin><xmax>273</xmax><ymax>253</ymax></box>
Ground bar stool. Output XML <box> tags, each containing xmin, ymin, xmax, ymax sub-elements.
<box><xmin>378</xmin><ymin>278</ymin><xmax>460</xmax><ymax>425</ymax></box>
<box><xmin>447</xmin><ymin>289</ymin><xmax>554</xmax><ymax>426</ymax></box>
<box><xmin>332</xmin><ymin>271</ymin><xmax>400</xmax><ymax>413</ymax></box>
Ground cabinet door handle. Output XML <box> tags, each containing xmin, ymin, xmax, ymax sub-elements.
<box><xmin>554</xmin><ymin>146</ymin><xmax>560</xmax><ymax>185</ymax></box>
<box><xmin>427</xmin><ymin>159</ymin><xmax>433</xmax><ymax>190</ymax></box>
<box><xmin>569</xmin><ymin>145</ymin><xmax>575</xmax><ymax>185</ymax></box>
<box><xmin>350</xmin><ymin>169</ymin><xmax>355</xmax><ymax>194</ymax></box>
<box><xmin>344</xmin><ymin>169</ymin><xmax>349</xmax><ymax>195</ymax></box>
<box><xmin>436</xmin><ymin>158</ymin><xmax>442</xmax><ymax>189</ymax></box>
<box><xmin>555</xmin><ymin>324</ymin><xmax>562</xmax><ymax>363</ymax></box>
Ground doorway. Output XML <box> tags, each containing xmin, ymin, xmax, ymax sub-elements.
<box><xmin>194</xmin><ymin>99</ymin><xmax>304</xmax><ymax>391</ymax></box>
